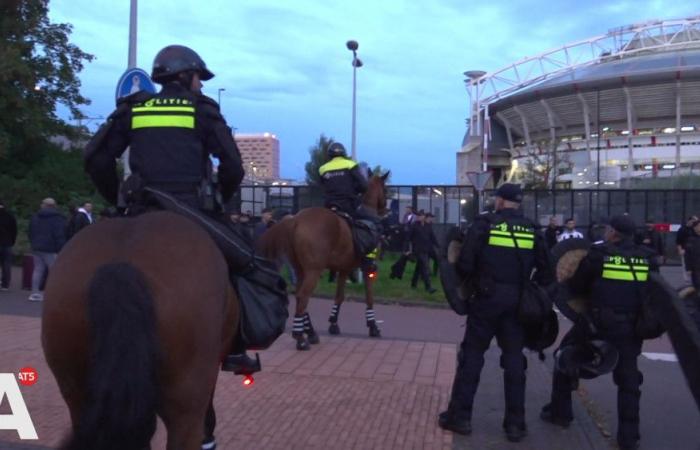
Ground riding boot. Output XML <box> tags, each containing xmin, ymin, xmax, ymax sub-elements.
<box><xmin>221</xmin><ymin>329</ymin><xmax>261</xmax><ymax>374</ymax></box>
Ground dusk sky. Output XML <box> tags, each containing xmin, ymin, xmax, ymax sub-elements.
<box><xmin>49</xmin><ymin>1</ymin><xmax>698</xmax><ymax>184</ymax></box>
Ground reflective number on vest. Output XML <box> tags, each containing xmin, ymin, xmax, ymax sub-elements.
<box><xmin>488</xmin><ymin>223</ymin><xmax>534</xmax><ymax>249</ymax></box>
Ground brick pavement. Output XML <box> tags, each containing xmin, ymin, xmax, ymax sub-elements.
<box><xmin>0</xmin><ymin>310</ymin><xmax>615</xmax><ymax>450</ymax></box>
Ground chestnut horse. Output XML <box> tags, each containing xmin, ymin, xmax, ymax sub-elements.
<box><xmin>259</xmin><ymin>173</ymin><xmax>389</xmax><ymax>350</ymax></box>
<box><xmin>42</xmin><ymin>211</ymin><xmax>237</xmax><ymax>450</ymax></box>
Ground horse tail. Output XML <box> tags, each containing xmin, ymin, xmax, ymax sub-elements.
<box><xmin>65</xmin><ymin>262</ymin><xmax>158</xmax><ymax>450</ymax></box>
<box><xmin>258</xmin><ymin>217</ymin><xmax>295</xmax><ymax>262</ymax></box>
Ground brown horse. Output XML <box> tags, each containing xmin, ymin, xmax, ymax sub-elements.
<box><xmin>42</xmin><ymin>211</ymin><xmax>237</xmax><ymax>450</ymax></box>
<box><xmin>259</xmin><ymin>173</ymin><xmax>389</xmax><ymax>350</ymax></box>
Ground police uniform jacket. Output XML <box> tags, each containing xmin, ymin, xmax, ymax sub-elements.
<box><xmin>84</xmin><ymin>83</ymin><xmax>244</xmax><ymax>205</ymax></box>
<box><xmin>318</xmin><ymin>156</ymin><xmax>368</xmax><ymax>211</ymax></box>
<box><xmin>570</xmin><ymin>239</ymin><xmax>658</xmax><ymax>316</ymax></box>
<box><xmin>457</xmin><ymin>208</ymin><xmax>553</xmax><ymax>293</ymax></box>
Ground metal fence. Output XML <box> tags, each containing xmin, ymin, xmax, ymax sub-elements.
<box><xmin>234</xmin><ymin>185</ymin><xmax>700</xmax><ymax>225</ymax></box>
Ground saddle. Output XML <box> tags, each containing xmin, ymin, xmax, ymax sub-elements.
<box><xmin>121</xmin><ymin>180</ymin><xmax>289</xmax><ymax>351</ymax></box>
<box><xmin>332</xmin><ymin>209</ymin><xmax>380</xmax><ymax>257</ymax></box>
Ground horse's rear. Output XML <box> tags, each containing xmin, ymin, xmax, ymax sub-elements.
<box><xmin>42</xmin><ymin>211</ymin><xmax>237</xmax><ymax>450</ymax></box>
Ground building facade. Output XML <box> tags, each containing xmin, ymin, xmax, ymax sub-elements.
<box><xmin>234</xmin><ymin>132</ymin><xmax>280</xmax><ymax>181</ymax></box>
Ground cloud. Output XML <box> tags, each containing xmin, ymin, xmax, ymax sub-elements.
<box><xmin>49</xmin><ymin>0</ymin><xmax>700</xmax><ymax>183</ymax></box>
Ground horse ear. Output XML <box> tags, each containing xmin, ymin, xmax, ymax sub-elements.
<box><xmin>381</xmin><ymin>171</ymin><xmax>391</xmax><ymax>181</ymax></box>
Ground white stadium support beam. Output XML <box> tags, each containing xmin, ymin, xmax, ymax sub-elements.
<box><xmin>676</xmin><ymin>80</ymin><xmax>682</xmax><ymax>168</ymax></box>
<box><xmin>496</xmin><ymin>112</ymin><xmax>515</xmax><ymax>153</ymax></box>
<box><xmin>623</xmin><ymin>86</ymin><xmax>636</xmax><ymax>183</ymax></box>
<box><xmin>577</xmin><ymin>92</ymin><xmax>592</xmax><ymax>155</ymax></box>
<box><xmin>540</xmin><ymin>98</ymin><xmax>567</xmax><ymax>133</ymax></box>
<box><xmin>512</xmin><ymin>105</ymin><xmax>532</xmax><ymax>154</ymax></box>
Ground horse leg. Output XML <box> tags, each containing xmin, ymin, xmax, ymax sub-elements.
<box><xmin>328</xmin><ymin>272</ymin><xmax>348</xmax><ymax>335</ymax></box>
<box><xmin>304</xmin><ymin>311</ymin><xmax>320</xmax><ymax>345</ymax></box>
<box><xmin>364</xmin><ymin>271</ymin><xmax>381</xmax><ymax>338</ymax></box>
<box><xmin>293</xmin><ymin>269</ymin><xmax>321</xmax><ymax>351</ymax></box>
<box><xmin>202</xmin><ymin>393</ymin><xmax>217</xmax><ymax>450</ymax></box>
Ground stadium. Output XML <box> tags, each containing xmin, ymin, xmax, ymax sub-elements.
<box><xmin>457</xmin><ymin>16</ymin><xmax>700</xmax><ymax>189</ymax></box>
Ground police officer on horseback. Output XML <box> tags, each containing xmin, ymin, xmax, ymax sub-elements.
<box><xmin>318</xmin><ymin>142</ymin><xmax>368</xmax><ymax>215</ymax></box>
<box><xmin>439</xmin><ymin>183</ymin><xmax>553</xmax><ymax>442</ymax></box>
<box><xmin>541</xmin><ymin>215</ymin><xmax>658</xmax><ymax>450</ymax></box>
<box><xmin>84</xmin><ymin>45</ymin><xmax>264</xmax><ymax>375</ymax></box>
<box><xmin>318</xmin><ymin>142</ymin><xmax>378</xmax><ymax>272</ymax></box>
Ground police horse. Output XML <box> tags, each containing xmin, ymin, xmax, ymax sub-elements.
<box><xmin>259</xmin><ymin>172</ymin><xmax>389</xmax><ymax>350</ymax></box>
<box><xmin>42</xmin><ymin>211</ymin><xmax>236</xmax><ymax>450</ymax></box>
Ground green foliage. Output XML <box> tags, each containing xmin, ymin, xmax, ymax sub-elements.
<box><xmin>0</xmin><ymin>145</ymin><xmax>106</xmax><ymax>255</ymax></box>
<box><xmin>0</xmin><ymin>0</ymin><xmax>93</xmax><ymax>166</ymax></box>
<box><xmin>304</xmin><ymin>134</ymin><xmax>335</xmax><ymax>185</ymax></box>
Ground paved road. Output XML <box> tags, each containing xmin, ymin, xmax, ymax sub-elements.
<box><xmin>0</xmin><ymin>266</ymin><xmax>698</xmax><ymax>449</ymax></box>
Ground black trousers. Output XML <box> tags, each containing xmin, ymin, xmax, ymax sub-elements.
<box><xmin>411</xmin><ymin>252</ymin><xmax>432</xmax><ymax>289</ymax></box>
<box><xmin>0</xmin><ymin>246</ymin><xmax>12</xmax><ymax>289</ymax></box>
<box><xmin>447</xmin><ymin>287</ymin><xmax>527</xmax><ymax>427</ymax></box>
<box><xmin>549</xmin><ymin>322</ymin><xmax>643</xmax><ymax>448</ymax></box>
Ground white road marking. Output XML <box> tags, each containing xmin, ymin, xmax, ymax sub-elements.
<box><xmin>642</xmin><ymin>352</ymin><xmax>678</xmax><ymax>362</ymax></box>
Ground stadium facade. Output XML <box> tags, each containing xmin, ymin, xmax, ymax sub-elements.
<box><xmin>457</xmin><ymin>16</ymin><xmax>700</xmax><ymax>188</ymax></box>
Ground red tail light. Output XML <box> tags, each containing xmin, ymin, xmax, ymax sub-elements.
<box><xmin>243</xmin><ymin>375</ymin><xmax>254</xmax><ymax>387</ymax></box>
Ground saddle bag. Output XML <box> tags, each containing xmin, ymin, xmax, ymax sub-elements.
<box><xmin>143</xmin><ymin>187</ymin><xmax>289</xmax><ymax>350</ymax></box>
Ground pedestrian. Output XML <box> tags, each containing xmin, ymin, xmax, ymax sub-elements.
<box><xmin>684</xmin><ymin>219</ymin><xmax>700</xmax><ymax>292</ymax></box>
<box><xmin>545</xmin><ymin>216</ymin><xmax>561</xmax><ymax>249</ymax></box>
<box><xmin>439</xmin><ymin>183</ymin><xmax>553</xmax><ymax>442</ymax></box>
<box><xmin>409</xmin><ymin>210</ymin><xmax>438</xmax><ymax>294</ymax></box>
<box><xmin>425</xmin><ymin>212</ymin><xmax>440</xmax><ymax>275</ymax></box>
<box><xmin>636</xmin><ymin>219</ymin><xmax>664</xmax><ymax>265</ymax></box>
<box><xmin>27</xmin><ymin>198</ymin><xmax>67</xmax><ymax>301</ymax></box>
<box><xmin>254</xmin><ymin>207</ymin><xmax>275</xmax><ymax>242</ymax></box>
<box><xmin>401</xmin><ymin>205</ymin><xmax>416</xmax><ymax>250</ymax></box>
<box><xmin>0</xmin><ymin>200</ymin><xmax>18</xmax><ymax>291</ymax></box>
<box><xmin>67</xmin><ymin>201</ymin><xmax>94</xmax><ymax>239</ymax></box>
<box><xmin>676</xmin><ymin>215</ymin><xmax>698</xmax><ymax>257</ymax></box>
<box><xmin>541</xmin><ymin>215</ymin><xmax>658</xmax><ymax>450</ymax></box>
<box><xmin>237</xmin><ymin>212</ymin><xmax>254</xmax><ymax>244</ymax></box>
<box><xmin>557</xmin><ymin>218</ymin><xmax>584</xmax><ymax>242</ymax></box>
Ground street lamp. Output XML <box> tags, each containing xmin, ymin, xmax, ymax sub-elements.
<box><xmin>346</xmin><ymin>40</ymin><xmax>363</xmax><ymax>160</ymax></box>
<box><xmin>217</xmin><ymin>88</ymin><xmax>226</xmax><ymax>105</ymax></box>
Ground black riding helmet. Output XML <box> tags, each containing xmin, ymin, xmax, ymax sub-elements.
<box><xmin>327</xmin><ymin>142</ymin><xmax>347</xmax><ymax>159</ymax></box>
<box><xmin>151</xmin><ymin>45</ymin><xmax>214</xmax><ymax>84</ymax></box>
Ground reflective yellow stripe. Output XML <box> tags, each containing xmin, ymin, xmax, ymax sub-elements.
<box><xmin>132</xmin><ymin>115</ymin><xmax>195</xmax><ymax>129</ymax></box>
<box><xmin>319</xmin><ymin>157</ymin><xmax>357</xmax><ymax>175</ymax></box>
<box><xmin>488</xmin><ymin>236</ymin><xmax>534</xmax><ymax>249</ymax></box>
<box><xmin>490</xmin><ymin>230</ymin><xmax>533</xmax><ymax>239</ymax></box>
<box><xmin>366</xmin><ymin>248</ymin><xmax>378</xmax><ymax>259</ymax></box>
<box><xmin>602</xmin><ymin>270</ymin><xmax>649</xmax><ymax>281</ymax></box>
<box><xmin>603</xmin><ymin>263</ymin><xmax>648</xmax><ymax>272</ymax></box>
<box><xmin>132</xmin><ymin>106</ymin><xmax>195</xmax><ymax>113</ymax></box>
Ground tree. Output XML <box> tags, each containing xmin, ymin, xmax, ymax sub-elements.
<box><xmin>304</xmin><ymin>134</ymin><xmax>335</xmax><ymax>185</ymax></box>
<box><xmin>0</xmin><ymin>0</ymin><xmax>94</xmax><ymax>168</ymax></box>
<box><xmin>517</xmin><ymin>138</ymin><xmax>571</xmax><ymax>189</ymax></box>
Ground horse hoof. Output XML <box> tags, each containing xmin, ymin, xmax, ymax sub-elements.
<box><xmin>296</xmin><ymin>339</ymin><xmax>310</xmax><ymax>351</ymax></box>
<box><xmin>329</xmin><ymin>323</ymin><xmax>340</xmax><ymax>335</ymax></box>
<box><xmin>307</xmin><ymin>332</ymin><xmax>320</xmax><ymax>345</ymax></box>
<box><xmin>368</xmin><ymin>326</ymin><xmax>381</xmax><ymax>338</ymax></box>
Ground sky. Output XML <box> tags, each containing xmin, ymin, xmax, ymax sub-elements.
<box><xmin>48</xmin><ymin>0</ymin><xmax>699</xmax><ymax>184</ymax></box>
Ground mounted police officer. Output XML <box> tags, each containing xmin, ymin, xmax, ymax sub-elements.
<box><xmin>541</xmin><ymin>215</ymin><xmax>658</xmax><ymax>450</ymax></box>
<box><xmin>439</xmin><ymin>183</ymin><xmax>553</xmax><ymax>442</ymax></box>
<box><xmin>84</xmin><ymin>45</ymin><xmax>263</xmax><ymax>375</ymax></box>
<box><xmin>318</xmin><ymin>142</ymin><xmax>377</xmax><ymax>272</ymax></box>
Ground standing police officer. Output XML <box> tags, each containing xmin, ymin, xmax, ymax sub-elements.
<box><xmin>439</xmin><ymin>183</ymin><xmax>553</xmax><ymax>442</ymax></box>
<box><xmin>84</xmin><ymin>45</ymin><xmax>261</xmax><ymax>374</ymax></box>
<box><xmin>541</xmin><ymin>215</ymin><xmax>658</xmax><ymax>450</ymax></box>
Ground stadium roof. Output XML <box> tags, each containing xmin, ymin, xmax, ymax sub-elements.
<box><xmin>465</xmin><ymin>17</ymin><xmax>700</xmax><ymax>140</ymax></box>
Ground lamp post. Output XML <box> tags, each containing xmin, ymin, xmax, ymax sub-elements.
<box><xmin>346</xmin><ymin>40</ymin><xmax>363</xmax><ymax>160</ymax></box>
<box><xmin>217</xmin><ymin>88</ymin><xmax>226</xmax><ymax>105</ymax></box>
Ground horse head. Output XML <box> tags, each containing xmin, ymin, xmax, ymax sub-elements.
<box><xmin>364</xmin><ymin>171</ymin><xmax>390</xmax><ymax>216</ymax></box>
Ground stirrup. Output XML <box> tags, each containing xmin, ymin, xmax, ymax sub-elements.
<box><xmin>222</xmin><ymin>353</ymin><xmax>261</xmax><ymax>375</ymax></box>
